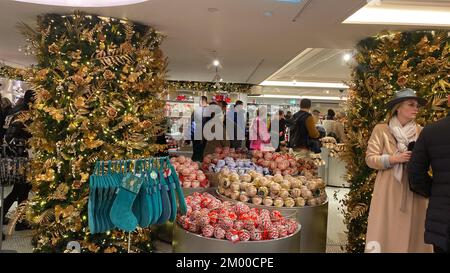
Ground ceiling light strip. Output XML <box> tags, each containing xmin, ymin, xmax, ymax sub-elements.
<box><xmin>260</xmin><ymin>80</ymin><xmax>349</xmax><ymax>89</ymax></box>
<box><xmin>343</xmin><ymin>5</ymin><xmax>450</xmax><ymax>26</ymax></box>
<box><xmin>254</xmin><ymin>94</ymin><xmax>347</xmax><ymax>101</ymax></box>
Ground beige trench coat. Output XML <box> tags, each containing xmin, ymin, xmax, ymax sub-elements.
<box><xmin>365</xmin><ymin>123</ymin><xmax>432</xmax><ymax>253</ymax></box>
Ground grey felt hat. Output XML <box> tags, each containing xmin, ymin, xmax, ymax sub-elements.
<box><xmin>386</xmin><ymin>88</ymin><xmax>427</xmax><ymax>109</ymax></box>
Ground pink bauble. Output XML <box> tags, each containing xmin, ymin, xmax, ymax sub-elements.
<box><xmin>278</xmin><ymin>225</ymin><xmax>288</xmax><ymax>238</ymax></box>
<box><xmin>189</xmin><ymin>173</ymin><xmax>197</xmax><ymax>181</ymax></box>
<box><xmin>269</xmin><ymin>162</ymin><xmax>277</xmax><ymax>170</ymax></box>
<box><xmin>178</xmin><ymin>156</ymin><xmax>186</xmax><ymax>164</ymax></box>
<box><xmin>197</xmin><ymin>174</ymin><xmax>206</xmax><ymax>182</ymax></box>
<box><xmin>182</xmin><ymin>168</ymin><xmax>190</xmax><ymax>177</ymax></box>
<box><xmin>183</xmin><ymin>181</ymin><xmax>192</xmax><ymax>188</ymax></box>
<box><xmin>233</xmin><ymin>220</ymin><xmax>245</xmax><ymax>230</ymax></box>
<box><xmin>203</xmin><ymin>157</ymin><xmax>211</xmax><ymax>164</ymax></box>
<box><xmin>226</xmin><ymin>229</ymin><xmax>240</xmax><ymax>242</ymax></box>
<box><xmin>250</xmin><ymin>229</ymin><xmax>262</xmax><ymax>241</ymax></box>
<box><xmin>267</xmin><ymin>227</ymin><xmax>279</xmax><ymax>240</ymax></box>
<box><xmin>215</xmin><ymin>147</ymin><xmax>223</xmax><ymax>154</ymax></box>
<box><xmin>239</xmin><ymin>230</ymin><xmax>251</xmax><ymax>242</ymax></box>
<box><xmin>214</xmin><ymin>227</ymin><xmax>226</xmax><ymax>239</ymax></box>
<box><xmin>188</xmin><ymin>223</ymin><xmax>199</xmax><ymax>233</ymax></box>
<box><xmin>202</xmin><ymin>225</ymin><xmax>215</xmax><ymax>237</ymax></box>
<box><xmin>191</xmin><ymin>180</ymin><xmax>200</xmax><ymax>188</ymax></box>
<box><xmin>264</xmin><ymin>152</ymin><xmax>273</xmax><ymax>160</ymax></box>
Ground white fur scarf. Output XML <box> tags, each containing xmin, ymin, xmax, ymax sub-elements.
<box><xmin>388</xmin><ymin>116</ymin><xmax>418</xmax><ymax>183</ymax></box>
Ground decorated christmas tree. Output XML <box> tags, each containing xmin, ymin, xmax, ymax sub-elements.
<box><xmin>343</xmin><ymin>30</ymin><xmax>449</xmax><ymax>253</ymax></box>
<box><xmin>17</xmin><ymin>11</ymin><xmax>168</xmax><ymax>252</ymax></box>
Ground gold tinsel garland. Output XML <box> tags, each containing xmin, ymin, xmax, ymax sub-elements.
<box><xmin>342</xmin><ymin>30</ymin><xmax>449</xmax><ymax>253</ymax></box>
<box><xmin>17</xmin><ymin>11</ymin><xmax>168</xmax><ymax>253</ymax></box>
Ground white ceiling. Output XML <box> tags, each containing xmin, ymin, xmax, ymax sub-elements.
<box><xmin>266</xmin><ymin>48</ymin><xmax>353</xmax><ymax>82</ymax></box>
<box><xmin>0</xmin><ymin>0</ymin><xmax>449</xmax><ymax>85</ymax></box>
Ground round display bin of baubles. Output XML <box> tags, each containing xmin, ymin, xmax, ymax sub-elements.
<box><xmin>172</xmin><ymin>223</ymin><xmax>301</xmax><ymax>253</ymax></box>
<box><xmin>154</xmin><ymin>187</ymin><xmax>211</xmax><ymax>243</ymax></box>
<box><xmin>217</xmin><ymin>191</ymin><xmax>328</xmax><ymax>253</ymax></box>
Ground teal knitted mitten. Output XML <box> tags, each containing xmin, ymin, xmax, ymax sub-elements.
<box><xmin>110</xmin><ymin>173</ymin><xmax>144</xmax><ymax>232</ymax></box>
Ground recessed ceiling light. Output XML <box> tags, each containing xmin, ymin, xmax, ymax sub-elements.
<box><xmin>343</xmin><ymin>53</ymin><xmax>351</xmax><ymax>61</ymax></box>
<box><xmin>264</xmin><ymin>11</ymin><xmax>274</xmax><ymax>17</ymax></box>
<box><xmin>259</xmin><ymin>94</ymin><xmax>347</xmax><ymax>101</ymax></box>
<box><xmin>343</xmin><ymin>1</ymin><xmax>450</xmax><ymax>27</ymax></box>
<box><xmin>261</xmin><ymin>81</ymin><xmax>349</xmax><ymax>89</ymax></box>
<box><xmin>208</xmin><ymin>7</ymin><xmax>219</xmax><ymax>13</ymax></box>
<box><xmin>15</xmin><ymin>0</ymin><xmax>148</xmax><ymax>7</ymax></box>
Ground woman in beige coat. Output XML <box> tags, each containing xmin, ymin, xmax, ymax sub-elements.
<box><xmin>365</xmin><ymin>88</ymin><xmax>432</xmax><ymax>253</ymax></box>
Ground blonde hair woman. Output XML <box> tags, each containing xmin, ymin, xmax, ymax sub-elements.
<box><xmin>365</xmin><ymin>88</ymin><xmax>432</xmax><ymax>253</ymax></box>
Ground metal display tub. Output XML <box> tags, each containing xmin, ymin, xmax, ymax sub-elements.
<box><xmin>172</xmin><ymin>223</ymin><xmax>301</xmax><ymax>253</ymax></box>
<box><xmin>218</xmin><ymin>192</ymin><xmax>328</xmax><ymax>253</ymax></box>
<box><xmin>205</xmin><ymin>172</ymin><xmax>219</xmax><ymax>187</ymax></box>
<box><xmin>327</xmin><ymin>156</ymin><xmax>349</xmax><ymax>188</ymax></box>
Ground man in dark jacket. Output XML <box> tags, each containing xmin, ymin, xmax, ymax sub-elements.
<box><xmin>191</xmin><ymin>96</ymin><xmax>208</xmax><ymax>161</ymax></box>
<box><xmin>408</xmin><ymin>95</ymin><xmax>450</xmax><ymax>253</ymax></box>
<box><xmin>288</xmin><ymin>99</ymin><xmax>320</xmax><ymax>154</ymax></box>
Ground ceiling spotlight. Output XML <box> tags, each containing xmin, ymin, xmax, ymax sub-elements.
<box><xmin>264</xmin><ymin>11</ymin><xmax>273</xmax><ymax>17</ymax></box>
<box><xmin>343</xmin><ymin>53</ymin><xmax>352</xmax><ymax>61</ymax></box>
<box><xmin>208</xmin><ymin>7</ymin><xmax>219</xmax><ymax>13</ymax></box>
<box><xmin>213</xmin><ymin>60</ymin><xmax>220</xmax><ymax>66</ymax></box>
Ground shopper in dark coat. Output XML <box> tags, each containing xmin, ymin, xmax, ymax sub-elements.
<box><xmin>408</xmin><ymin>96</ymin><xmax>450</xmax><ymax>253</ymax></box>
<box><xmin>2</xmin><ymin>90</ymin><xmax>34</xmax><ymax>236</ymax></box>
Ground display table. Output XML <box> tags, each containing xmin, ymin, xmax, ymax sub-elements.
<box><xmin>217</xmin><ymin>193</ymin><xmax>328</xmax><ymax>253</ymax></box>
<box><xmin>172</xmin><ymin>223</ymin><xmax>301</xmax><ymax>253</ymax></box>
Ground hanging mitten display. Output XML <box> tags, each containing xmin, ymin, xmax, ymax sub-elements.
<box><xmin>156</xmin><ymin>159</ymin><xmax>171</xmax><ymax>224</ymax></box>
<box><xmin>149</xmin><ymin>167</ymin><xmax>161</xmax><ymax>225</ymax></box>
<box><xmin>110</xmin><ymin>172</ymin><xmax>144</xmax><ymax>232</ymax></box>
<box><xmin>88</xmin><ymin>156</ymin><xmax>187</xmax><ymax>234</ymax></box>
<box><xmin>164</xmin><ymin>157</ymin><xmax>180</xmax><ymax>222</ymax></box>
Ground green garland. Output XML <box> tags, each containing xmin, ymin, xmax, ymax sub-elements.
<box><xmin>0</xmin><ymin>64</ymin><xmax>26</xmax><ymax>81</ymax></box>
<box><xmin>343</xmin><ymin>30</ymin><xmax>449</xmax><ymax>253</ymax></box>
<box><xmin>167</xmin><ymin>80</ymin><xmax>253</xmax><ymax>93</ymax></box>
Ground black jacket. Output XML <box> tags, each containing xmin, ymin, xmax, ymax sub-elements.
<box><xmin>408</xmin><ymin>113</ymin><xmax>450</xmax><ymax>251</ymax></box>
<box><xmin>4</xmin><ymin>103</ymin><xmax>32</xmax><ymax>144</ymax></box>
